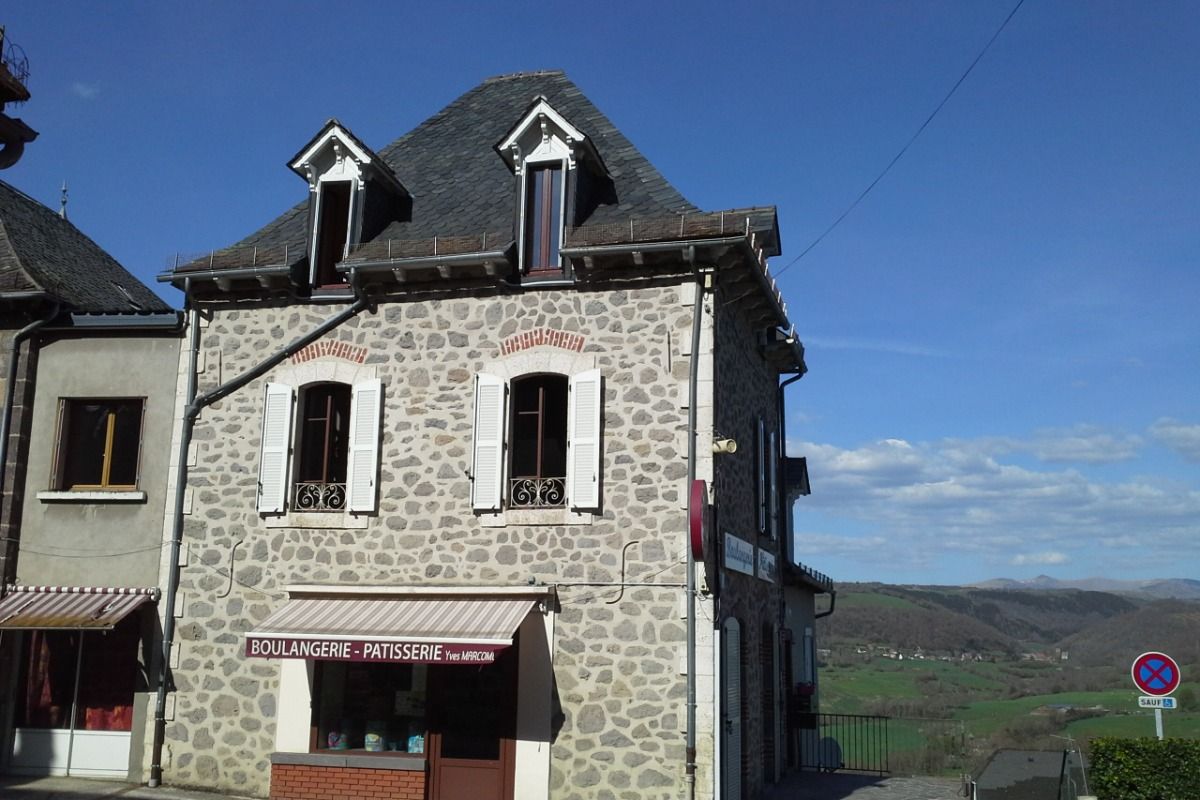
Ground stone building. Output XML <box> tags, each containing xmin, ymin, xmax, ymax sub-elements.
<box><xmin>0</xmin><ymin>174</ymin><xmax>179</xmax><ymax>780</ymax></box>
<box><xmin>153</xmin><ymin>71</ymin><xmax>832</xmax><ymax>800</ymax></box>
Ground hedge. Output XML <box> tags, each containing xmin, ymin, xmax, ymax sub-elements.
<box><xmin>1089</xmin><ymin>737</ymin><xmax>1200</xmax><ymax>800</ymax></box>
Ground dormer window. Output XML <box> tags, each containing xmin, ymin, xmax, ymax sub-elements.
<box><xmin>497</xmin><ymin>98</ymin><xmax>609</xmax><ymax>282</ymax></box>
<box><xmin>314</xmin><ymin>180</ymin><xmax>352</xmax><ymax>287</ymax></box>
<box><xmin>523</xmin><ymin>164</ymin><xmax>564</xmax><ymax>275</ymax></box>
<box><xmin>289</xmin><ymin>120</ymin><xmax>409</xmax><ymax>294</ymax></box>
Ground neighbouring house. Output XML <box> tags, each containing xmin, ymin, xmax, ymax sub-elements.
<box><xmin>0</xmin><ymin>178</ymin><xmax>180</xmax><ymax>779</ymax></box>
<box><xmin>151</xmin><ymin>70</ymin><xmax>832</xmax><ymax>800</ymax></box>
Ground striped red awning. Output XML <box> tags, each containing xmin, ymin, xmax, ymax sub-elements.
<box><xmin>0</xmin><ymin>585</ymin><xmax>158</xmax><ymax>630</ymax></box>
<box><xmin>245</xmin><ymin>594</ymin><xmax>540</xmax><ymax>664</ymax></box>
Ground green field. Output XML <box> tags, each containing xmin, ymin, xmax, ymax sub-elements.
<box><xmin>819</xmin><ymin>655</ymin><xmax>1198</xmax><ymax>775</ymax></box>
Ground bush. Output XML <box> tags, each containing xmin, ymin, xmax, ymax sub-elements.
<box><xmin>1089</xmin><ymin>737</ymin><xmax>1200</xmax><ymax>800</ymax></box>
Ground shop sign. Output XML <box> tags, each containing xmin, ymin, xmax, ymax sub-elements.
<box><xmin>757</xmin><ymin>549</ymin><xmax>777</xmax><ymax>583</ymax></box>
<box><xmin>245</xmin><ymin>636</ymin><xmax>505</xmax><ymax>664</ymax></box>
<box><xmin>724</xmin><ymin>532</ymin><xmax>755</xmax><ymax>576</ymax></box>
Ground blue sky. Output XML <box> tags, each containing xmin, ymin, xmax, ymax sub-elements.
<box><xmin>3</xmin><ymin>2</ymin><xmax>1197</xmax><ymax>585</ymax></box>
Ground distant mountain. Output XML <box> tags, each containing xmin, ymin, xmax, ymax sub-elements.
<box><xmin>1056</xmin><ymin>599</ymin><xmax>1200</xmax><ymax>667</ymax></box>
<box><xmin>972</xmin><ymin>576</ymin><xmax>1200</xmax><ymax>600</ymax></box>
<box><xmin>816</xmin><ymin>582</ymin><xmax>1172</xmax><ymax>659</ymax></box>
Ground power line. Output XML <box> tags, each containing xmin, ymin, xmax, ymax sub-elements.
<box><xmin>774</xmin><ymin>0</ymin><xmax>1027</xmax><ymax>279</ymax></box>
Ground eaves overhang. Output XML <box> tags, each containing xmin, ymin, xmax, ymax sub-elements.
<box><xmin>784</xmin><ymin>562</ymin><xmax>834</xmax><ymax>594</ymax></box>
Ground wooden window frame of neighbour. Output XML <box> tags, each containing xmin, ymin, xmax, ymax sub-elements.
<box><xmin>522</xmin><ymin>163</ymin><xmax>565</xmax><ymax>277</ymax></box>
<box><xmin>51</xmin><ymin>398</ymin><xmax>145</xmax><ymax>491</ymax></box>
<box><xmin>296</xmin><ymin>384</ymin><xmax>352</xmax><ymax>486</ymax></box>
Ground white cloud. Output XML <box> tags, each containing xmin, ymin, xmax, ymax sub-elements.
<box><xmin>1010</xmin><ymin>551</ymin><xmax>1069</xmax><ymax>566</ymax></box>
<box><xmin>791</xmin><ymin>434</ymin><xmax>1200</xmax><ymax>580</ymax></box>
<box><xmin>945</xmin><ymin>425</ymin><xmax>1143</xmax><ymax>465</ymax></box>
<box><xmin>1150</xmin><ymin>418</ymin><xmax>1200</xmax><ymax>462</ymax></box>
<box><xmin>72</xmin><ymin>82</ymin><xmax>99</xmax><ymax>99</ymax></box>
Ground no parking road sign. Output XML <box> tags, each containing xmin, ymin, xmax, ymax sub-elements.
<box><xmin>1132</xmin><ymin>651</ymin><xmax>1181</xmax><ymax>697</ymax></box>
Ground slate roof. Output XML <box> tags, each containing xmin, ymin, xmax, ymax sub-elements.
<box><xmin>175</xmin><ymin>70</ymin><xmax>709</xmax><ymax>272</ymax></box>
<box><xmin>975</xmin><ymin>749</ymin><xmax>1066</xmax><ymax>800</ymax></box>
<box><xmin>0</xmin><ymin>179</ymin><xmax>170</xmax><ymax>312</ymax></box>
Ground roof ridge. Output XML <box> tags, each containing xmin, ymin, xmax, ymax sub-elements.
<box><xmin>482</xmin><ymin>69</ymin><xmax>566</xmax><ymax>84</ymax></box>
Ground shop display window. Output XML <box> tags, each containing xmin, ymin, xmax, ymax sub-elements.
<box><xmin>313</xmin><ymin>661</ymin><xmax>428</xmax><ymax>754</ymax></box>
<box><xmin>15</xmin><ymin>617</ymin><xmax>141</xmax><ymax>731</ymax></box>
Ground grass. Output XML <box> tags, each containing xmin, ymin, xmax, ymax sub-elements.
<box><xmin>836</xmin><ymin>592</ymin><xmax>924</xmax><ymax>611</ymax></box>
<box><xmin>956</xmin><ymin>690</ymin><xmax>1137</xmax><ymax>735</ymax></box>
<box><xmin>1067</xmin><ymin>711</ymin><xmax>1200</xmax><ymax>740</ymax></box>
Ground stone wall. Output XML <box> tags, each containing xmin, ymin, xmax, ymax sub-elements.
<box><xmin>163</xmin><ymin>280</ymin><xmax>703</xmax><ymax>798</ymax></box>
<box><xmin>712</xmin><ymin>281</ymin><xmax>788</xmax><ymax>799</ymax></box>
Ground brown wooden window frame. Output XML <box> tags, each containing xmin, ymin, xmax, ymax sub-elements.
<box><xmin>507</xmin><ymin>374</ymin><xmax>568</xmax><ymax>508</ymax></box>
<box><xmin>52</xmin><ymin>397</ymin><xmax>145</xmax><ymax>491</ymax></box>
<box><xmin>313</xmin><ymin>180</ymin><xmax>354</xmax><ymax>289</ymax></box>
<box><xmin>521</xmin><ymin>163</ymin><xmax>564</xmax><ymax>277</ymax></box>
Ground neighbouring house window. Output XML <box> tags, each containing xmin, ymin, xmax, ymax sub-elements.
<box><xmin>314</xmin><ymin>662</ymin><xmax>427</xmax><ymax>754</ymax></box>
<box><xmin>16</xmin><ymin>617</ymin><xmax>141</xmax><ymax>732</ymax></box>
<box><xmin>509</xmin><ymin>375</ymin><xmax>568</xmax><ymax>507</ymax></box>
<box><xmin>54</xmin><ymin>399</ymin><xmax>144</xmax><ymax>490</ymax></box>
<box><xmin>471</xmin><ymin>369</ymin><xmax>601</xmax><ymax>513</ymax></box>
<box><xmin>257</xmin><ymin>378</ymin><xmax>382</xmax><ymax>515</ymax></box>
<box><xmin>522</xmin><ymin>164</ymin><xmax>563</xmax><ymax>275</ymax></box>
<box><xmin>294</xmin><ymin>384</ymin><xmax>351</xmax><ymax>511</ymax></box>
<box><xmin>314</xmin><ymin>180</ymin><xmax>352</xmax><ymax>287</ymax></box>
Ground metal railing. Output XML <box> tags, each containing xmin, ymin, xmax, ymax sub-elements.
<box><xmin>293</xmin><ymin>482</ymin><xmax>346</xmax><ymax>511</ymax></box>
<box><xmin>509</xmin><ymin>477</ymin><xmax>566</xmax><ymax>508</ymax></box>
<box><xmin>796</xmin><ymin>713</ymin><xmax>890</xmax><ymax>775</ymax></box>
<box><xmin>1</xmin><ymin>30</ymin><xmax>30</xmax><ymax>91</ymax></box>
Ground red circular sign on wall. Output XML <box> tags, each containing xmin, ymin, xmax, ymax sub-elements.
<box><xmin>689</xmin><ymin>479</ymin><xmax>708</xmax><ymax>561</ymax></box>
<box><xmin>1132</xmin><ymin>651</ymin><xmax>1181</xmax><ymax>697</ymax></box>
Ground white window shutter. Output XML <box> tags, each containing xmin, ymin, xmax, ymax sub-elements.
<box><xmin>347</xmin><ymin>378</ymin><xmax>383</xmax><ymax>513</ymax></box>
<box><xmin>567</xmin><ymin>369</ymin><xmax>602</xmax><ymax>510</ymax></box>
<box><xmin>757</xmin><ymin>417</ymin><xmax>767</xmax><ymax>533</ymax></box>
<box><xmin>257</xmin><ymin>383</ymin><xmax>294</xmax><ymax>514</ymax></box>
<box><xmin>768</xmin><ymin>429</ymin><xmax>779</xmax><ymax>540</ymax></box>
<box><xmin>471</xmin><ymin>373</ymin><xmax>507</xmax><ymax>511</ymax></box>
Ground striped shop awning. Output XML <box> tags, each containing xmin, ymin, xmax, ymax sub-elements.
<box><xmin>0</xmin><ymin>585</ymin><xmax>159</xmax><ymax>630</ymax></box>
<box><xmin>245</xmin><ymin>594</ymin><xmax>540</xmax><ymax>665</ymax></box>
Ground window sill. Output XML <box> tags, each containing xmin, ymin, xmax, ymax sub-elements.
<box><xmin>37</xmin><ymin>490</ymin><xmax>147</xmax><ymax>503</ymax></box>
<box><xmin>264</xmin><ymin>510</ymin><xmax>371</xmax><ymax>530</ymax></box>
<box><xmin>479</xmin><ymin>507</ymin><xmax>592</xmax><ymax>527</ymax></box>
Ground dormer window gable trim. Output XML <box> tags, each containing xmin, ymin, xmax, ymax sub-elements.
<box><xmin>288</xmin><ymin>120</ymin><xmax>408</xmax><ymax>292</ymax></box>
<box><xmin>495</xmin><ymin>97</ymin><xmax>605</xmax><ymax>177</ymax></box>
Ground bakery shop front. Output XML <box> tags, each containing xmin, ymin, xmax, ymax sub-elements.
<box><xmin>245</xmin><ymin>586</ymin><xmax>555</xmax><ymax>800</ymax></box>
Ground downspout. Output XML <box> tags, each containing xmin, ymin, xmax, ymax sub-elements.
<box><xmin>0</xmin><ymin>297</ymin><xmax>60</xmax><ymax>582</ymax></box>
<box><xmin>814</xmin><ymin>590</ymin><xmax>836</xmax><ymax>619</ymax></box>
<box><xmin>148</xmin><ymin>273</ymin><xmax>372</xmax><ymax>787</ymax></box>
<box><xmin>777</xmin><ymin>370</ymin><xmax>804</xmax><ymax>568</ymax></box>
<box><xmin>684</xmin><ymin>245</ymin><xmax>708</xmax><ymax>800</ymax></box>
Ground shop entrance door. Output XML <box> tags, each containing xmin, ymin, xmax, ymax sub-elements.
<box><xmin>427</xmin><ymin>645</ymin><xmax>517</xmax><ymax>800</ymax></box>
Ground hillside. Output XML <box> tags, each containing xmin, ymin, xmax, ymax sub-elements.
<box><xmin>817</xmin><ymin>583</ymin><xmax>1169</xmax><ymax>659</ymax></box>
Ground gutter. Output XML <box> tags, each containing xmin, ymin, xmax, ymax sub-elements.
<box><xmin>0</xmin><ymin>295</ymin><xmax>60</xmax><ymax>583</ymax></box>
<box><xmin>815</xmin><ymin>590</ymin><xmax>837</xmax><ymax>619</ymax></box>
<box><xmin>560</xmin><ymin>235</ymin><xmax>791</xmax><ymax>330</ymax></box>
<box><xmin>156</xmin><ymin>263</ymin><xmax>292</xmax><ymax>286</ymax></box>
<box><xmin>45</xmin><ymin>312</ymin><xmax>184</xmax><ymax>331</ymax></box>
<box><xmin>148</xmin><ymin>272</ymin><xmax>373</xmax><ymax>787</ymax></box>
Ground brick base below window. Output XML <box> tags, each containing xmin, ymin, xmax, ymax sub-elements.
<box><xmin>270</xmin><ymin>763</ymin><xmax>426</xmax><ymax>800</ymax></box>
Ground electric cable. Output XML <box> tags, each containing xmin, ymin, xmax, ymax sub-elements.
<box><xmin>774</xmin><ymin>0</ymin><xmax>1027</xmax><ymax>279</ymax></box>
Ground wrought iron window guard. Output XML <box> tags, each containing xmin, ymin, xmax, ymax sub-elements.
<box><xmin>293</xmin><ymin>482</ymin><xmax>346</xmax><ymax>511</ymax></box>
<box><xmin>509</xmin><ymin>477</ymin><xmax>566</xmax><ymax>508</ymax></box>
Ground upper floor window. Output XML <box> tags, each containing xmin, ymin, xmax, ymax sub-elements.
<box><xmin>509</xmin><ymin>374</ymin><xmax>568</xmax><ymax>507</ymax></box>
<box><xmin>472</xmin><ymin>369</ymin><xmax>601</xmax><ymax>513</ymax></box>
<box><xmin>522</xmin><ymin>165</ymin><xmax>564</xmax><ymax>275</ymax></box>
<box><xmin>257</xmin><ymin>379</ymin><xmax>382</xmax><ymax>515</ymax></box>
<box><xmin>53</xmin><ymin>398</ymin><xmax>144</xmax><ymax>490</ymax></box>
<box><xmin>295</xmin><ymin>383</ymin><xmax>352</xmax><ymax>510</ymax></box>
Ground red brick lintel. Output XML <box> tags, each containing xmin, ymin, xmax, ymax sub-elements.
<box><xmin>290</xmin><ymin>341</ymin><xmax>368</xmax><ymax>365</ymax></box>
<box><xmin>501</xmin><ymin>328</ymin><xmax>586</xmax><ymax>356</ymax></box>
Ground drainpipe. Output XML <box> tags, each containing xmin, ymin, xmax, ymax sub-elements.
<box><xmin>684</xmin><ymin>245</ymin><xmax>708</xmax><ymax>800</ymax></box>
<box><xmin>0</xmin><ymin>295</ymin><xmax>60</xmax><ymax>583</ymax></box>
<box><xmin>777</xmin><ymin>370</ymin><xmax>803</xmax><ymax>568</ymax></box>
<box><xmin>148</xmin><ymin>274</ymin><xmax>372</xmax><ymax>787</ymax></box>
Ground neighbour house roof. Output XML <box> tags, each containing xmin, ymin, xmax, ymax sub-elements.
<box><xmin>166</xmin><ymin>70</ymin><xmax>781</xmax><ymax>278</ymax></box>
<box><xmin>0</xmin><ymin>178</ymin><xmax>171</xmax><ymax>313</ymax></box>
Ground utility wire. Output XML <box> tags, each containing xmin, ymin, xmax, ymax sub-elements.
<box><xmin>774</xmin><ymin>0</ymin><xmax>1027</xmax><ymax>279</ymax></box>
